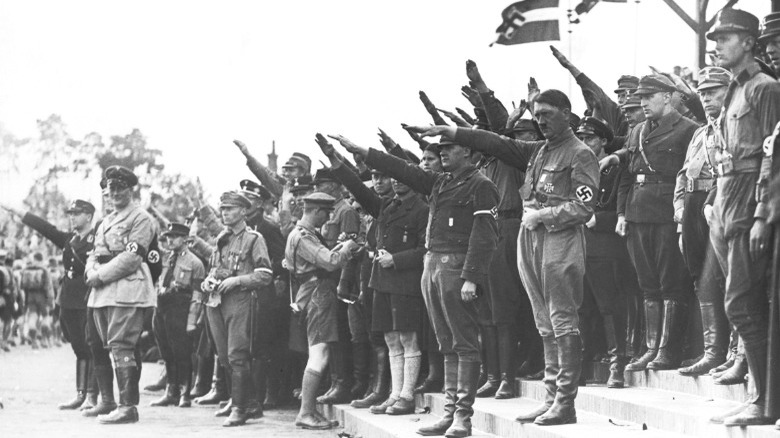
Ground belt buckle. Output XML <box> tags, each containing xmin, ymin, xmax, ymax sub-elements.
<box><xmin>636</xmin><ymin>174</ymin><xmax>645</xmax><ymax>185</ymax></box>
<box><xmin>686</xmin><ymin>179</ymin><xmax>694</xmax><ymax>192</ymax></box>
<box><xmin>67</xmin><ymin>271</ymin><xmax>74</xmax><ymax>279</ymax></box>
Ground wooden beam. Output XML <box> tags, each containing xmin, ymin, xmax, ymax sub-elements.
<box><xmin>661</xmin><ymin>0</ymin><xmax>698</xmax><ymax>31</ymax></box>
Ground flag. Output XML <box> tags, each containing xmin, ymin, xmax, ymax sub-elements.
<box><xmin>493</xmin><ymin>0</ymin><xmax>560</xmax><ymax>46</ymax></box>
<box><xmin>574</xmin><ymin>0</ymin><xmax>628</xmax><ymax>17</ymax></box>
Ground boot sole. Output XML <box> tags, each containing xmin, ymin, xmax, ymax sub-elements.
<box><xmin>296</xmin><ymin>421</ymin><xmax>335</xmax><ymax>430</ymax></box>
<box><xmin>417</xmin><ymin>428</ymin><xmax>451</xmax><ymax>436</ymax></box>
<box><xmin>534</xmin><ymin>416</ymin><xmax>577</xmax><ymax>426</ymax></box>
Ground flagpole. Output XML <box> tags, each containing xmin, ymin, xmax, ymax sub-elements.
<box><xmin>633</xmin><ymin>0</ymin><xmax>640</xmax><ymax>76</ymax></box>
<box><xmin>567</xmin><ymin>0</ymin><xmax>573</xmax><ymax>99</ymax></box>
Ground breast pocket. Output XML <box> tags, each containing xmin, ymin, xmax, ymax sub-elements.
<box><xmin>174</xmin><ymin>266</ymin><xmax>193</xmax><ymax>287</ymax></box>
<box><xmin>106</xmin><ymin>226</ymin><xmax>130</xmax><ymax>252</ymax></box>
<box><xmin>537</xmin><ymin>165</ymin><xmax>570</xmax><ymax>198</ymax></box>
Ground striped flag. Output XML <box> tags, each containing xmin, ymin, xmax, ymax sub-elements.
<box><xmin>492</xmin><ymin>0</ymin><xmax>560</xmax><ymax>46</ymax></box>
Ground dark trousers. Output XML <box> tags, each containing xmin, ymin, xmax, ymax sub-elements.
<box><xmin>86</xmin><ymin>307</ymin><xmax>111</xmax><ymax>367</ymax></box>
<box><xmin>627</xmin><ymin>222</ymin><xmax>692</xmax><ymax>301</ymax></box>
<box><xmin>152</xmin><ymin>293</ymin><xmax>192</xmax><ymax>381</ymax></box>
<box><xmin>681</xmin><ymin>192</ymin><xmax>726</xmax><ymax>303</ymax></box>
<box><xmin>421</xmin><ymin>252</ymin><xmax>480</xmax><ymax>360</ymax></box>
<box><xmin>583</xmin><ymin>256</ymin><xmax>629</xmax><ymax>358</ymax></box>
<box><xmin>478</xmin><ymin>218</ymin><xmax>523</xmax><ymax>326</ymax></box>
<box><xmin>61</xmin><ymin>307</ymin><xmax>90</xmax><ymax>361</ymax></box>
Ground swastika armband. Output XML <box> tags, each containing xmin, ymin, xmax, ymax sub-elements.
<box><xmin>473</xmin><ymin>206</ymin><xmax>498</xmax><ymax>220</ymax></box>
<box><xmin>576</xmin><ymin>186</ymin><xmax>594</xmax><ymax>203</ymax></box>
<box><xmin>147</xmin><ymin>249</ymin><xmax>160</xmax><ymax>264</ymax></box>
<box><xmin>125</xmin><ymin>241</ymin><xmax>148</xmax><ymax>258</ymax></box>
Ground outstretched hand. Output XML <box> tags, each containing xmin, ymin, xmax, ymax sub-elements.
<box><xmin>419</xmin><ymin>91</ymin><xmax>438</xmax><ymax>115</ymax></box>
<box><xmin>315</xmin><ymin>133</ymin><xmax>336</xmax><ymax>157</ymax></box>
<box><xmin>550</xmin><ymin>45</ymin><xmax>572</xmax><ymax>69</ymax></box>
<box><xmin>527</xmin><ymin>77</ymin><xmax>540</xmax><ymax>105</ymax></box>
<box><xmin>402</xmin><ymin>125</ymin><xmax>451</xmax><ymax>138</ymax></box>
<box><xmin>437</xmin><ymin>108</ymin><xmax>472</xmax><ymax>128</ymax></box>
<box><xmin>328</xmin><ymin>134</ymin><xmax>369</xmax><ymax>158</ymax></box>
<box><xmin>461</xmin><ymin>86</ymin><xmax>482</xmax><ymax>108</ymax></box>
<box><xmin>232</xmin><ymin>139</ymin><xmax>249</xmax><ymax>155</ymax></box>
<box><xmin>377</xmin><ymin>128</ymin><xmax>397</xmax><ymax>152</ymax></box>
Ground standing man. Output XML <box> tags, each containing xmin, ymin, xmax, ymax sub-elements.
<box><xmin>761</xmin><ymin>12</ymin><xmax>780</xmax><ymax>76</ymax></box>
<box><xmin>335</xmin><ymin>133</ymin><xmax>499</xmax><ymax>437</ymax></box>
<box><xmin>150</xmin><ymin>223</ymin><xmax>206</xmax><ymax>408</ymax></box>
<box><xmin>286</xmin><ymin>193</ymin><xmax>358</xmax><ymax>430</ymax></box>
<box><xmin>706</xmin><ymin>8</ymin><xmax>780</xmax><ymax>426</ymax></box>
<box><xmin>19</xmin><ymin>252</ymin><xmax>54</xmax><ymax>349</ymax></box>
<box><xmin>85</xmin><ymin>166</ymin><xmax>156</xmax><ymax>424</ymax></box>
<box><xmin>405</xmin><ymin>88</ymin><xmax>599</xmax><ymax>426</ymax></box>
<box><xmin>309</xmin><ymin>167</ymin><xmax>363</xmax><ymax>405</ymax></box>
<box><xmin>674</xmin><ymin>67</ymin><xmax>731</xmax><ymax>377</ymax></box>
<box><xmin>202</xmin><ymin>191</ymin><xmax>274</xmax><ymax>427</ymax></box>
<box><xmin>617</xmin><ymin>75</ymin><xmax>698</xmax><ymax>373</ymax></box>
<box><xmin>575</xmin><ymin>117</ymin><xmax>636</xmax><ymax>388</ymax></box>
<box><xmin>1</xmin><ymin>200</ymin><xmax>98</xmax><ymax>409</ymax></box>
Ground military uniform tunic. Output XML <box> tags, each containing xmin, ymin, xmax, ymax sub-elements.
<box><xmin>365</xmin><ymin>148</ymin><xmax>499</xmax><ymax>358</ymax></box>
<box><xmin>85</xmin><ymin>203</ymin><xmax>155</xmax><ymax>366</ymax></box>
<box><xmin>454</xmin><ymin>127</ymin><xmax>599</xmax><ymax>338</ymax></box>
<box><xmin>21</xmin><ymin>212</ymin><xmax>95</xmax><ymax>360</ymax></box>
<box><xmin>617</xmin><ymin>110</ymin><xmax>698</xmax><ymax>301</ymax></box>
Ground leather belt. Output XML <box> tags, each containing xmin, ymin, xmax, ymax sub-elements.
<box><xmin>497</xmin><ymin>209</ymin><xmax>521</xmax><ymax>219</ymax></box>
<box><xmin>685</xmin><ymin>178</ymin><xmax>715</xmax><ymax>193</ymax></box>
<box><xmin>718</xmin><ymin>157</ymin><xmax>762</xmax><ymax>176</ymax></box>
<box><xmin>635</xmin><ymin>174</ymin><xmax>675</xmax><ymax>185</ymax></box>
<box><xmin>96</xmin><ymin>254</ymin><xmax>116</xmax><ymax>264</ymax></box>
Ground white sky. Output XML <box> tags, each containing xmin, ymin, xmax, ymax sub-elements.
<box><xmin>0</xmin><ymin>0</ymin><xmax>772</xmax><ymax>202</ymax></box>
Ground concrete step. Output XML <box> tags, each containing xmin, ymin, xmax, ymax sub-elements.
<box><xmin>420</xmin><ymin>392</ymin><xmax>691</xmax><ymax>438</ymax></box>
<box><xmin>317</xmin><ymin>401</ymin><xmax>499</xmax><ymax>438</ymax></box>
<box><xmin>624</xmin><ymin>369</ymin><xmax>748</xmax><ymax>402</ymax></box>
<box><xmin>520</xmin><ymin>380</ymin><xmax>779</xmax><ymax>438</ymax></box>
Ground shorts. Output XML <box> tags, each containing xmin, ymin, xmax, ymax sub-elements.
<box><xmin>26</xmin><ymin>291</ymin><xmax>50</xmax><ymax>316</ymax></box>
<box><xmin>304</xmin><ymin>278</ymin><xmax>339</xmax><ymax>346</ymax></box>
<box><xmin>372</xmin><ymin>291</ymin><xmax>423</xmax><ymax>333</ymax></box>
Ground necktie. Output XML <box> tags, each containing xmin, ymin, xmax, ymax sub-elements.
<box><xmin>162</xmin><ymin>252</ymin><xmax>178</xmax><ymax>288</ymax></box>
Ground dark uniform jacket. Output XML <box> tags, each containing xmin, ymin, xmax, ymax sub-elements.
<box><xmin>454</xmin><ymin>128</ymin><xmax>599</xmax><ymax>232</ymax></box>
<box><xmin>246</xmin><ymin>212</ymin><xmax>286</xmax><ymax>279</ymax></box>
<box><xmin>617</xmin><ymin>110</ymin><xmax>699</xmax><ymax>223</ymax></box>
<box><xmin>331</xmin><ymin>163</ymin><xmax>428</xmax><ymax>297</ymax></box>
<box><xmin>586</xmin><ymin>162</ymin><xmax>626</xmax><ymax>258</ymax></box>
<box><xmin>22</xmin><ymin>212</ymin><xmax>94</xmax><ymax>309</ymax></box>
<box><xmin>365</xmin><ymin>149</ymin><xmax>499</xmax><ymax>287</ymax></box>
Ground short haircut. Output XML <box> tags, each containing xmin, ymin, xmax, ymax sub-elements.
<box><xmin>536</xmin><ymin>89</ymin><xmax>572</xmax><ymax>111</ymax></box>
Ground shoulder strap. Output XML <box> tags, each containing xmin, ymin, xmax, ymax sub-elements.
<box><xmin>637</xmin><ymin>124</ymin><xmax>656</xmax><ymax>173</ymax></box>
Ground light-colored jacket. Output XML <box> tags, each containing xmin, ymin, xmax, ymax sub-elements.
<box><xmin>86</xmin><ymin>204</ymin><xmax>156</xmax><ymax>308</ymax></box>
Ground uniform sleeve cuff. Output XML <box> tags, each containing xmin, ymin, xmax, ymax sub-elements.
<box><xmin>755</xmin><ymin>202</ymin><xmax>769</xmax><ymax>220</ymax></box>
<box><xmin>461</xmin><ymin>270</ymin><xmax>486</xmax><ymax>287</ymax></box>
<box><xmin>539</xmin><ymin>208</ymin><xmax>558</xmax><ymax>232</ymax></box>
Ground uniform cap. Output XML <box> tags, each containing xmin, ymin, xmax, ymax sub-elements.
<box><xmin>706</xmin><ymin>8</ymin><xmax>759</xmax><ymax>40</ymax></box>
<box><xmin>568</xmin><ymin>113</ymin><xmax>581</xmax><ymax>131</ymax></box>
<box><xmin>697</xmin><ymin>66</ymin><xmax>732</xmax><ymax>91</ymax></box>
<box><xmin>239</xmin><ymin>179</ymin><xmax>272</xmax><ymax>201</ymax></box>
<box><xmin>302</xmin><ymin>192</ymin><xmax>336</xmax><ymax>210</ymax></box>
<box><xmin>218</xmin><ymin>191</ymin><xmax>251</xmax><ymax>209</ymax></box>
<box><xmin>313</xmin><ymin>168</ymin><xmax>339</xmax><ymax>185</ymax></box>
<box><xmin>437</xmin><ymin>140</ymin><xmax>461</xmax><ymax>149</ymax></box>
<box><xmin>282</xmin><ymin>155</ymin><xmax>308</xmax><ymax>170</ymax></box>
<box><xmin>577</xmin><ymin>117</ymin><xmax>614</xmax><ymax>143</ymax></box>
<box><xmin>759</xmin><ymin>13</ymin><xmax>780</xmax><ymax>42</ymax></box>
<box><xmin>620</xmin><ymin>93</ymin><xmax>642</xmax><ymax>109</ymax></box>
<box><xmin>632</xmin><ymin>75</ymin><xmax>678</xmax><ymax>96</ymax></box>
<box><xmin>65</xmin><ymin>199</ymin><xmax>96</xmax><ymax>215</ymax></box>
<box><xmin>161</xmin><ymin>222</ymin><xmax>190</xmax><ymax>237</ymax></box>
<box><xmin>424</xmin><ymin>143</ymin><xmax>442</xmax><ymax>155</ymax></box>
<box><xmin>104</xmin><ymin>165</ymin><xmax>138</xmax><ymax>189</ymax></box>
<box><xmin>613</xmin><ymin>75</ymin><xmax>639</xmax><ymax>94</ymax></box>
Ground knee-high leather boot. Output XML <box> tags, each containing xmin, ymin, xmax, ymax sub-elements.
<box><xmin>724</xmin><ymin>341</ymin><xmax>772</xmax><ymax>426</ymax></box>
<box><xmin>625</xmin><ymin>299</ymin><xmax>662</xmax><ymax>371</ymax></box>
<box><xmin>444</xmin><ymin>358</ymin><xmax>481</xmax><ymax>438</ymax></box>
<box><xmin>535</xmin><ymin>334</ymin><xmax>582</xmax><ymax>426</ymax></box>
<box><xmin>59</xmin><ymin>359</ymin><xmax>89</xmax><ymax>409</ymax></box>
<box><xmin>495</xmin><ymin>324</ymin><xmax>518</xmax><ymax>399</ymax></box>
<box><xmin>476</xmin><ymin>325</ymin><xmax>499</xmax><ymax>398</ymax></box>
<box><xmin>417</xmin><ymin>354</ymin><xmax>458</xmax><ymax>436</ymax></box>
<box><xmin>98</xmin><ymin>366</ymin><xmax>139</xmax><ymax>424</ymax></box>
<box><xmin>195</xmin><ymin>356</ymin><xmax>228</xmax><ymax>404</ymax></box>
<box><xmin>82</xmin><ymin>363</ymin><xmax>116</xmax><ymax>417</ymax></box>
<box><xmin>679</xmin><ymin>302</ymin><xmax>728</xmax><ymax>376</ymax></box>
<box><xmin>648</xmin><ymin>299</ymin><xmax>688</xmax><ymax>370</ymax></box>
<box><xmin>516</xmin><ymin>336</ymin><xmax>559</xmax><ymax>422</ymax></box>
<box><xmin>352</xmin><ymin>345</ymin><xmax>389</xmax><ymax>408</ymax></box>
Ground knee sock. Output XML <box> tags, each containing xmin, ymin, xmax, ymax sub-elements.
<box><xmin>300</xmin><ymin>368</ymin><xmax>322</xmax><ymax>416</ymax></box>
<box><xmin>389</xmin><ymin>353</ymin><xmax>404</xmax><ymax>400</ymax></box>
<box><xmin>400</xmin><ymin>353</ymin><xmax>421</xmax><ymax>400</ymax></box>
